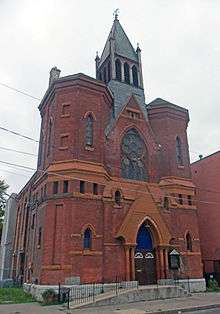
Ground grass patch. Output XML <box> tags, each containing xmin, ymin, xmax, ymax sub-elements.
<box><xmin>0</xmin><ymin>288</ymin><xmax>34</xmax><ymax>304</ymax></box>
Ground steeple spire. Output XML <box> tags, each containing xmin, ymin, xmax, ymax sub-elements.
<box><xmin>96</xmin><ymin>15</ymin><xmax>146</xmax><ymax>118</ymax></box>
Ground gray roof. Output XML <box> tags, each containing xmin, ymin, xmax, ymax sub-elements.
<box><xmin>99</xmin><ymin>19</ymin><xmax>138</xmax><ymax>66</ymax></box>
<box><xmin>147</xmin><ymin>98</ymin><xmax>188</xmax><ymax>113</ymax></box>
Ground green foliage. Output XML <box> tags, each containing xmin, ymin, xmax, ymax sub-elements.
<box><xmin>42</xmin><ymin>289</ymin><xmax>57</xmax><ymax>305</ymax></box>
<box><xmin>0</xmin><ymin>288</ymin><xmax>34</xmax><ymax>304</ymax></box>
<box><xmin>207</xmin><ymin>279</ymin><xmax>220</xmax><ymax>292</ymax></box>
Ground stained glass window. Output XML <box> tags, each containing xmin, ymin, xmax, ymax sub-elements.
<box><xmin>121</xmin><ymin>128</ymin><xmax>148</xmax><ymax>181</ymax></box>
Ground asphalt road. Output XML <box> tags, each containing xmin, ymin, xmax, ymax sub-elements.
<box><xmin>188</xmin><ymin>308</ymin><xmax>220</xmax><ymax>313</ymax></box>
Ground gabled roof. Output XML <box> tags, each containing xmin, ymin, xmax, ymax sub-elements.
<box><xmin>99</xmin><ymin>18</ymin><xmax>138</xmax><ymax>66</ymax></box>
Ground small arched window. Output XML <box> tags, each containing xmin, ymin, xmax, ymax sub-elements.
<box><xmin>107</xmin><ymin>62</ymin><xmax>111</xmax><ymax>82</ymax></box>
<box><xmin>186</xmin><ymin>232</ymin><xmax>192</xmax><ymax>251</ymax></box>
<box><xmin>132</xmin><ymin>65</ymin><xmax>138</xmax><ymax>87</ymax></box>
<box><xmin>86</xmin><ymin>114</ymin><xmax>93</xmax><ymax>146</ymax></box>
<box><xmin>83</xmin><ymin>228</ymin><xmax>92</xmax><ymax>249</ymax></box>
<box><xmin>115</xmin><ymin>59</ymin><xmax>122</xmax><ymax>81</ymax></box>
<box><xmin>176</xmin><ymin>136</ymin><xmax>183</xmax><ymax>165</ymax></box>
<box><xmin>115</xmin><ymin>190</ymin><xmax>121</xmax><ymax>205</ymax></box>
<box><xmin>124</xmin><ymin>63</ymin><xmax>130</xmax><ymax>84</ymax></box>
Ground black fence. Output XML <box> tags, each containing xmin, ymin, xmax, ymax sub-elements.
<box><xmin>59</xmin><ymin>277</ymin><xmax>139</xmax><ymax>309</ymax></box>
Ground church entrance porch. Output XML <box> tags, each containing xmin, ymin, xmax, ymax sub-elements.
<box><xmin>134</xmin><ymin>222</ymin><xmax>157</xmax><ymax>285</ymax></box>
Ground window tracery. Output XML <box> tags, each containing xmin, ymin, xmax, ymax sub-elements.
<box><xmin>121</xmin><ymin>128</ymin><xmax>148</xmax><ymax>181</ymax></box>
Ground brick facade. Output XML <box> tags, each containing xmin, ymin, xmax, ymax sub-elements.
<box><xmin>12</xmin><ymin>17</ymin><xmax>203</xmax><ymax>285</ymax></box>
<box><xmin>191</xmin><ymin>152</ymin><xmax>220</xmax><ymax>279</ymax></box>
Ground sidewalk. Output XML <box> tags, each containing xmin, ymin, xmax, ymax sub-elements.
<box><xmin>68</xmin><ymin>292</ymin><xmax>220</xmax><ymax>313</ymax></box>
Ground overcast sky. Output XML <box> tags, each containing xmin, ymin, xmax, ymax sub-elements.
<box><xmin>0</xmin><ymin>0</ymin><xmax>219</xmax><ymax>195</ymax></box>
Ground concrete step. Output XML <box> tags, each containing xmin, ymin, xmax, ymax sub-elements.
<box><xmin>69</xmin><ymin>284</ymin><xmax>189</xmax><ymax>309</ymax></box>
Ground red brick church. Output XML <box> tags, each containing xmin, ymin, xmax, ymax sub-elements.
<box><xmin>12</xmin><ymin>14</ymin><xmax>205</xmax><ymax>289</ymax></box>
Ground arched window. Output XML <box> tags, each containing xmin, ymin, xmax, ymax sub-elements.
<box><xmin>124</xmin><ymin>63</ymin><xmax>130</xmax><ymax>84</ymax></box>
<box><xmin>121</xmin><ymin>128</ymin><xmax>148</xmax><ymax>181</ymax></box>
<box><xmin>47</xmin><ymin>119</ymin><xmax>52</xmax><ymax>156</ymax></box>
<box><xmin>115</xmin><ymin>190</ymin><xmax>121</xmax><ymax>205</ymax></box>
<box><xmin>107</xmin><ymin>62</ymin><xmax>111</xmax><ymax>82</ymax></box>
<box><xmin>115</xmin><ymin>59</ymin><xmax>122</xmax><ymax>81</ymax></box>
<box><xmin>186</xmin><ymin>232</ymin><xmax>192</xmax><ymax>251</ymax></box>
<box><xmin>83</xmin><ymin>228</ymin><xmax>92</xmax><ymax>249</ymax></box>
<box><xmin>132</xmin><ymin>65</ymin><xmax>138</xmax><ymax>87</ymax></box>
<box><xmin>86</xmin><ymin>114</ymin><xmax>93</xmax><ymax>146</ymax></box>
<box><xmin>176</xmin><ymin>136</ymin><xmax>183</xmax><ymax>165</ymax></box>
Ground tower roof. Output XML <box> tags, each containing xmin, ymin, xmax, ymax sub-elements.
<box><xmin>99</xmin><ymin>17</ymin><xmax>138</xmax><ymax>66</ymax></box>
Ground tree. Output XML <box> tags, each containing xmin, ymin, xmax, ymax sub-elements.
<box><xmin>0</xmin><ymin>180</ymin><xmax>9</xmax><ymax>241</ymax></box>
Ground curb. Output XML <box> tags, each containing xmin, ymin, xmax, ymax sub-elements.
<box><xmin>147</xmin><ymin>303</ymin><xmax>220</xmax><ymax>314</ymax></box>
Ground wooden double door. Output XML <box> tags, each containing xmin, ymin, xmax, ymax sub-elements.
<box><xmin>135</xmin><ymin>249</ymin><xmax>157</xmax><ymax>285</ymax></box>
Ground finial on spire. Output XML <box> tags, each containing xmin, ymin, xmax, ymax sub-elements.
<box><xmin>113</xmin><ymin>8</ymin><xmax>119</xmax><ymax>20</ymax></box>
<box><xmin>136</xmin><ymin>42</ymin><xmax>141</xmax><ymax>52</ymax></box>
<box><xmin>95</xmin><ymin>51</ymin><xmax>100</xmax><ymax>60</ymax></box>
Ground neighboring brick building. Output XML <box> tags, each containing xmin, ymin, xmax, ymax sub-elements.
<box><xmin>12</xmin><ymin>15</ymin><xmax>204</xmax><ymax>288</ymax></box>
<box><xmin>191</xmin><ymin>151</ymin><xmax>220</xmax><ymax>283</ymax></box>
<box><xmin>0</xmin><ymin>193</ymin><xmax>18</xmax><ymax>280</ymax></box>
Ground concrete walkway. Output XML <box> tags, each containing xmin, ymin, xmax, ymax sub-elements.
<box><xmin>69</xmin><ymin>292</ymin><xmax>220</xmax><ymax>313</ymax></box>
<box><xmin>1</xmin><ymin>293</ymin><xmax>220</xmax><ymax>314</ymax></box>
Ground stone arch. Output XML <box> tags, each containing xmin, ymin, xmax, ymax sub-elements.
<box><xmin>116</xmin><ymin>195</ymin><xmax>171</xmax><ymax>246</ymax></box>
<box><xmin>83</xmin><ymin>111</ymin><xmax>97</xmax><ymax>121</ymax></box>
<box><xmin>81</xmin><ymin>223</ymin><xmax>96</xmax><ymax>237</ymax></box>
<box><xmin>135</xmin><ymin>216</ymin><xmax>162</xmax><ymax>248</ymax></box>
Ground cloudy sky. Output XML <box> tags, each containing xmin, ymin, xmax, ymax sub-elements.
<box><xmin>0</xmin><ymin>0</ymin><xmax>219</xmax><ymax>194</ymax></box>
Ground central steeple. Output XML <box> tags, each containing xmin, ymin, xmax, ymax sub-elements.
<box><xmin>95</xmin><ymin>14</ymin><xmax>146</xmax><ymax>118</ymax></box>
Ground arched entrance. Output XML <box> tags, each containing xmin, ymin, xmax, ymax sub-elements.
<box><xmin>135</xmin><ymin>222</ymin><xmax>157</xmax><ymax>285</ymax></box>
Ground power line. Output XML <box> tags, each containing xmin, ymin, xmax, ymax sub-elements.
<box><xmin>0</xmin><ymin>127</ymin><xmax>39</xmax><ymax>143</ymax></box>
<box><xmin>0</xmin><ymin>82</ymin><xmax>41</xmax><ymax>101</ymax></box>
<box><xmin>0</xmin><ymin>168</ymin><xmax>30</xmax><ymax>178</ymax></box>
<box><xmin>0</xmin><ymin>146</ymin><xmax>37</xmax><ymax>157</ymax></box>
<box><xmin>0</xmin><ymin>160</ymin><xmax>36</xmax><ymax>171</ymax></box>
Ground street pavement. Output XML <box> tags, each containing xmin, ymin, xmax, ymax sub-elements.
<box><xmin>1</xmin><ymin>293</ymin><xmax>220</xmax><ymax>314</ymax></box>
<box><xmin>188</xmin><ymin>309</ymin><xmax>220</xmax><ymax>313</ymax></box>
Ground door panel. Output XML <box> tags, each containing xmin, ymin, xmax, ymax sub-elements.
<box><xmin>135</xmin><ymin>250</ymin><xmax>157</xmax><ymax>285</ymax></box>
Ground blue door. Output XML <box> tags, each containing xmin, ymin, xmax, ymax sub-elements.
<box><xmin>135</xmin><ymin>224</ymin><xmax>157</xmax><ymax>285</ymax></box>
